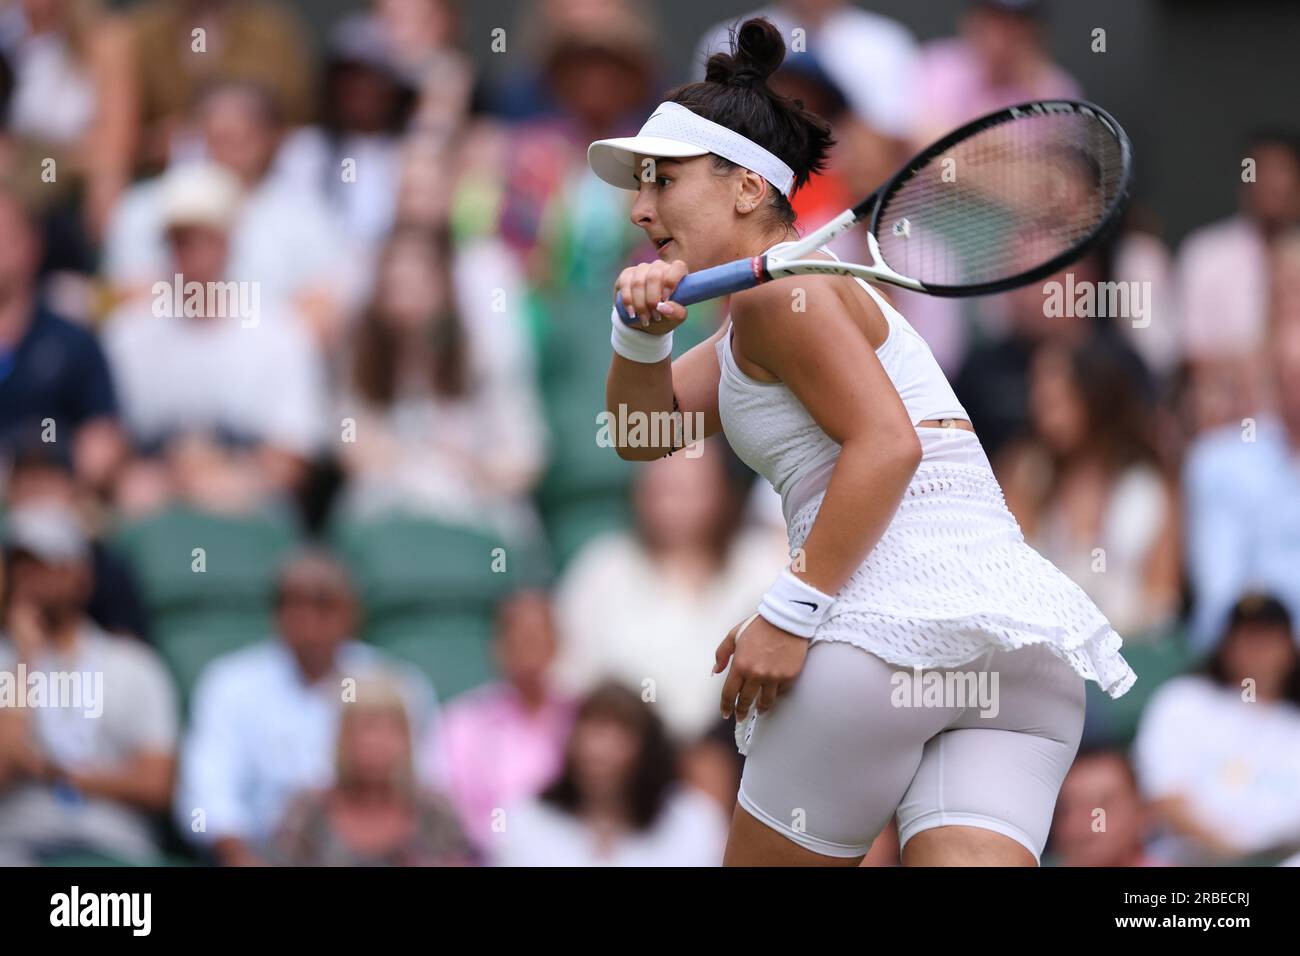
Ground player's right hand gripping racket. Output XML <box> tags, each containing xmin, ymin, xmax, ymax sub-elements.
<box><xmin>614</xmin><ymin>100</ymin><xmax>1133</xmax><ymax>321</ymax></box>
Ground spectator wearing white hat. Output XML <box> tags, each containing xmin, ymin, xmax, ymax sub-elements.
<box><xmin>102</xmin><ymin>79</ymin><xmax>363</xmax><ymax>350</ymax></box>
<box><xmin>101</xmin><ymin>161</ymin><xmax>327</xmax><ymax>516</ymax></box>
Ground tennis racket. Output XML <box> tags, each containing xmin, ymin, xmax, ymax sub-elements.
<box><xmin>614</xmin><ymin>99</ymin><xmax>1133</xmax><ymax>323</ymax></box>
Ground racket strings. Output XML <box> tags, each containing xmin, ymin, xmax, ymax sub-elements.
<box><xmin>877</xmin><ymin>111</ymin><xmax>1126</xmax><ymax>289</ymax></box>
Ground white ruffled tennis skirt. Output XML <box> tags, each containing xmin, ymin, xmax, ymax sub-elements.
<box><xmin>736</xmin><ymin>428</ymin><xmax>1137</xmax><ymax>755</ymax></box>
<box><xmin>789</xmin><ymin>428</ymin><xmax>1136</xmax><ymax>695</ymax></box>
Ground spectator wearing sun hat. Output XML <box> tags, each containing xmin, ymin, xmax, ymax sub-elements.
<box><xmin>101</xmin><ymin>161</ymin><xmax>327</xmax><ymax>513</ymax></box>
<box><xmin>103</xmin><ymin>78</ymin><xmax>362</xmax><ymax>349</ymax></box>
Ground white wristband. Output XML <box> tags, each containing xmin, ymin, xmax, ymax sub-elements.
<box><xmin>611</xmin><ymin>306</ymin><xmax>673</xmax><ymax>363</ymax></box>
<box><xmin>757</xmin><ymin>569</ymin><xmax>836</xmax><ymax>639</ymax></box>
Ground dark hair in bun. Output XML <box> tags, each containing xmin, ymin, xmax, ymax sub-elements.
<box><xmin>663</xmin><ymin>17</ymin><xmax>834</xmax><ymax>226</ymax></box>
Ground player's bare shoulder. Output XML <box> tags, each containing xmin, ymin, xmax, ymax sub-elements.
<box><xmin>732</xmin><ymin>260</ymin><xmax>889</xmax><ymax>353</ymax></box>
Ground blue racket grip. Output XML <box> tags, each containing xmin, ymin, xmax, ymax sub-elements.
<box><xmin>614</xmin><ymin>257</ymin><xmax>764</xmax><ymax>325</ymax></box>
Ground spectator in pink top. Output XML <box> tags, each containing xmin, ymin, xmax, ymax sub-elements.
<box><xmin>1174</xmin><ymin>132</ymin><xmax>1300</xmax><ymax>367</ymax></box>
<box><xmin>424</xmin><ymin>590</ymin><xmax>575</xmax><ymax>849</ymax></box>
<box><xmin>910</xmin><ymin>0</ymin><xmax>1081</xmax><ymax>149</ymax></box>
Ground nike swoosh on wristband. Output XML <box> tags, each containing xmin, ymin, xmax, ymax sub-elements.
<box><xmin>790</xmin><ymin>599</ymin><xmax>819</xmax><ymax>612</ymax></box>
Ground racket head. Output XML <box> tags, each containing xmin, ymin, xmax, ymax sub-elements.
<box><xmin>868</xmin><ymin>100</ymin><xmax>1134</xmax><ymax>297</ymax></box>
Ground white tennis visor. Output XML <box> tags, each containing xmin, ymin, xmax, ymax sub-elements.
<box><xmin>587</xmin><ymin>101</ymin><xmax>796</xmax><ymax>197</ymax></box>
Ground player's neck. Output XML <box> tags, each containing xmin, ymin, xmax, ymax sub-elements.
<box><xmin>734</xmin><ymin>224</ymin><xmax>799</xmax><ymax>260</ymax></box>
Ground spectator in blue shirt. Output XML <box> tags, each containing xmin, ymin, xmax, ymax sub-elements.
<box><xmin>0</xmin><ymin>186</ymin><xmax>125</xmax><ymax>494</ymax></box>
<box><xmin>1183</xmin><ymin>318</ymin><xmax>1300</xmax><ymax>652</ymax></box>
<box><xmin>174</xmin><ymin>549</ymin><xmax>439</xmax><ymax>866</ymax></box>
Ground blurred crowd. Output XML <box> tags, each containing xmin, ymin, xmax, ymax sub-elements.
<box><xmin>1</xmin><ymin>0</ymin><xmax>1299</xmax><ymax>868</ymax></box>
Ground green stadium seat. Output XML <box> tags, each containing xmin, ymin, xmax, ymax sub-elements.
<box><xmin>366</xmin><ymin>613</ymin><xmax>496</xmax><ymax>702</ymax></box>
<box><xmin>109</xmin><ymin>505</ymin><xmax>300</xmax><ymax>624</ymax></box>
<box><xmin>107</xmin><ymin>506</ymin><xmax>299</xmax><ymax>697</ymax></box>
<box><xmin>153</xmin><ymin>614</ymin><xmax>271</xmax><ymax>707</ymax></box>
<box><xmin>540</xmin><ymin>493</ymin><xmax>631</xmax><ymax>570</ymax></box>
<box><xmin>329</xmin><ymin>515</ymin><xmax>522</xmax><ymax>616</ymax></box>
<box><xmin>40</xmin><ymin>849</ymin><xmax>193</xmax><ymax>866</ymax></box>
<box><xmin>40</xmin><ymin>850</ymin><xmax>142</xmax><ymax>866</ymax></box>
<box><xmin>328</xmin><ymin>515</ymin><xmax>544</xmax><ymax>700</ymax></box>
<box><xmin>1084</xmin><ymin>624</ymin><xmax>1200</xmax><ymax>745</ymax></box>
<box><xmin>528</xmin><ymin>286</ymin><xmax>720</xmax><ymax>569</ymax></box>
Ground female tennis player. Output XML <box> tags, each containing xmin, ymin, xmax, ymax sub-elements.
<box><xmin>590</xmin><ymin>17</ymin><xmax>1136</xmax><ymax>867</ymax></box>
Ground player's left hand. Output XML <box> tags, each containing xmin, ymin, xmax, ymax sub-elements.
<box><xmin>714</xmin><ymin>613</ymin><xmax>809</xmax><ymax>719</ymax></box>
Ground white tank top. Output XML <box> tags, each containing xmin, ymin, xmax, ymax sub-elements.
<box><xmin>715</xmin><ymin>241</ymin><xmax>970</xmax><ymax>526</ymax></box>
